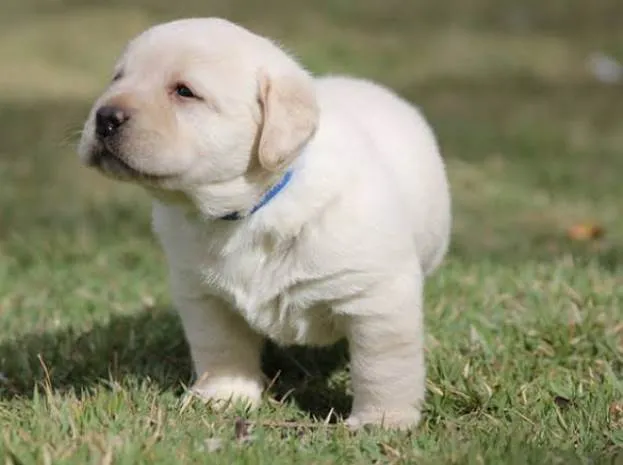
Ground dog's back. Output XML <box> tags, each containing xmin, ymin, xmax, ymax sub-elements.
<box><xmin>314</xmin><ymin>76</ymin><xmax>451</xmax><ymax>274</ymax></box>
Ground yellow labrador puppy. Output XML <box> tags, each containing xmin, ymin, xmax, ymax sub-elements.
<box><xmin>78</xmin><ymin>18</ymin><xmax>451</xmax><ymax>429</ymax></box>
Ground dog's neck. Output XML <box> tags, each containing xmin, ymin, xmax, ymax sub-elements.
<box><xmin>150</xmin><ymin>132</ymin><xmax>343</xmax><ymax>237</ymax></box>
<box><xmin>146</xmin><ymin>167</ymin><xmax>293</xmax><ymax>223</ymax></box>
<box><xmin>218</xmin><ymin>170</ymin><xmax>293</xmax><ymax>220</ymax></box>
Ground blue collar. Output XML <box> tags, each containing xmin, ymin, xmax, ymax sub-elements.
<box><xmin>220</xmin><ymin>170</ymin><xmax>293</xmax><ymax>221</ymax></box>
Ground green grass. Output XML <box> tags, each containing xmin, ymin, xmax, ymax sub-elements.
<box><xmin>1</xmin><ymin>0</ymin><xmax>622</xmax><ymax>463</ymax></box>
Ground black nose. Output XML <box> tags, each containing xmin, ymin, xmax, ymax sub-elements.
<box><xmin>95</xmin><ymin>105</ymin><xmax>129</xmax><ymax>138</ymax></box>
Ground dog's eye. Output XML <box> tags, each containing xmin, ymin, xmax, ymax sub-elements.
<box><xmin>112</xmin><ymin>71</ymin><xmax>123</xmax><ymax>82</ymax></box>
<box><xmin>175</xmin><ymin>84</ymin><xmax>196</xmax><ymax>99</ymax></box>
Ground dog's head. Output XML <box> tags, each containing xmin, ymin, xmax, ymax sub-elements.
<box><xmin>78</xmin><ymin>18</ymin><xmax>318</xmax><ymax>214</ymax></box>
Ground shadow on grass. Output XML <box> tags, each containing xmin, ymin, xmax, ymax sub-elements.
<box><xmin>0</xmin><ymin>306</ymin><xmax>352</xmax><ymax>419</ymax></box>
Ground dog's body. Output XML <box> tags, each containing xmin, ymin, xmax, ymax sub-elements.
<box><xmin>79</xmin><ymin>18</ymin><xmax>451</xmax><ymax>429</ymax></box>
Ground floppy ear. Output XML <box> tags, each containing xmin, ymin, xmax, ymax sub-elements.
<box><xmin>257</xmin><ymin>71</ymin><xmax>319</xmax><ymax>172</ymax></box>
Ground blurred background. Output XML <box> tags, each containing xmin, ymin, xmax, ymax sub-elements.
<box><xmin>1</xmin><ymin>0</ymin><xmax>622</xmax><ymax>269</ymax></box>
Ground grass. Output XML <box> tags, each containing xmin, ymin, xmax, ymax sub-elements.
<box><xmin>1</xmin><ymin>0</ymin><xmax>622</xmax><ymax>463</ymax></box>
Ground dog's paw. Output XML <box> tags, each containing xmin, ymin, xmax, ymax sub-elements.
<box><xmin>346</xmin><ymin>407</ymin><xmax>421</xmax><ymax>431</ymax></box>
<box><xmin>187</xmin><ymin>375</ymin><xmax>264</xmax><ymax>410</ymax></box>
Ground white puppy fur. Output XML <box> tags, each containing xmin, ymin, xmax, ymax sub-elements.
<box><xmin>78</xmin><ymin>17</ymin><xmax>451</xmax><ymax>429</ymax></box>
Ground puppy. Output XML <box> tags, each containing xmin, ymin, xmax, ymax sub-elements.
<box><xmin>78</xmin><ymin>17</ymin><xmax>451</xmax><ymax>430</ymax></box>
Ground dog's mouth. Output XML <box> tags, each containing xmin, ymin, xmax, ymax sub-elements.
<box><xmin>87</xmin><ymin>146</ymin><xmax>170</xmax><ymax>183</ymax></box>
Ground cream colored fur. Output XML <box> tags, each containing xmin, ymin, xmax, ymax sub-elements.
<box><xmin>78</xmin><ymin>17</ymin><xmax>451</xmax><ymax>430</ymax></box>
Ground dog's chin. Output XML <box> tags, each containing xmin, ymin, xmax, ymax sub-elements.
<box><xmin>84</xmin><ymin>147</ymin><xmax>170</xmax><ymax>184</ymax></box>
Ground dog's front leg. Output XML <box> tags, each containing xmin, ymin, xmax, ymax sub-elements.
<box><xmin>339</xmin><ymin>273</ymin><xmax>426</xmax><ymax>430</ymax></box>
<box><xmin>174</xmin><ymin>293</ymin><xmax>264</xmax><ymax>408</ymax></box>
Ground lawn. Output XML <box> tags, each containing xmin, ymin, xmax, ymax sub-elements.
<box><xmin>0</xmin><ymin>0</ymin><xmax>622</xmax><ymax>463</ymax></box>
